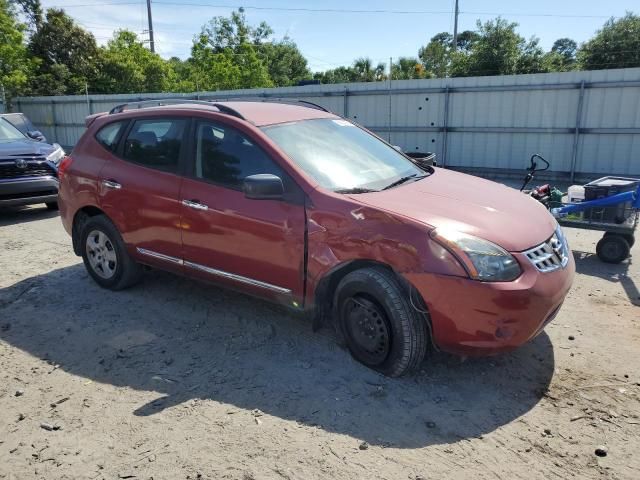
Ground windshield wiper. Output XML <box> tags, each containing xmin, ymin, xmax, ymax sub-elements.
<box><xmin>334</xmin><ymin>187</ymin><xmax>379</xmax><ymax>194</ymax></box>
<box><xmin>382</xmin><ymin>173</ymin><xmax>425</xmax><ymax>190</ymax></box>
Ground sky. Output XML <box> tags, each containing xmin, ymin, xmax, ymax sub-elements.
<box><xmin>40</xmin><ymin>0</ymin><xmax>639</xmax><ymax>71</ymax></box>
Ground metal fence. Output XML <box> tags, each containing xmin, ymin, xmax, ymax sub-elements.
<box><xmin>13</xmin><ymin>67</ymin><xmax>640</xmax><ymax>181</ymax></box>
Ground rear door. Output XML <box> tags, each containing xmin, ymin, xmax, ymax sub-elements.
<box><xmin>179</xmin><ymin>118</ymin><xmax>306</xmax><ymax>305</ymax></box>
<box><xmin>98</xmin><ymin>116</ymin><xmax>189</xmax><ymax>271</ymax></box>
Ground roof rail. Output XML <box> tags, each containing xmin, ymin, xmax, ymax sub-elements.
<box><xmin>107</xmin><ymin>97</ymin><xmax>331</xmax><ymax>119</ymax></box>
<box><xmin>216</xmin><ymin>97</ymin><xmax>332</xmax><ymax>113</ymax></box>
<box><xmin>296</xmin><ymin>100</ymin><xmax>330</xmax><ymax>113</ymax></box>
<box><xmin>107</xmin><ymin>98</ymin><xmax>245</xmax><ymax>120</ymax></box>
<box><xmin>210</xmin><ymin>103</ymin><xmax>246</xmax><ymax>120</ymax></box>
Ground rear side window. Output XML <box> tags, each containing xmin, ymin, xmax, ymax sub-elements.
<box><xmin>194</xmin><ymin>121</ymin><xmax>284</xmax><ymax>188</ymax></box>
<box><xmin>123</xmin><ymin>119</ymin><xmax>186</xmax><ymax>173</ymax></box>
<box><xmin>96</xmin><ymin>122</ymin><xmax>125</xmax><ymax>152</ymax></box>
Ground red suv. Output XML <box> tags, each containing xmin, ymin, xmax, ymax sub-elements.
<box><xmin>58</xmin><ymin>100</ymin><xmax>574</xmax><ymax>376</ymax></box>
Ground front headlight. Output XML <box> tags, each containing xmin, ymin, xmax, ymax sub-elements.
<box><xmin>431</xmin><ymin>228</ymin><xmax>522</xmax><ymax>282</ymax></box>
<box><xmin>46</xmin><ymin>144</ymin><xmax>65</xmax><ymax>165</ymax></box>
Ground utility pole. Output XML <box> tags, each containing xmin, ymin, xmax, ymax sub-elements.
<box><xmin>146</xmin><ymin>0</ymin><xmax>155</xmax><ymax>53</ymax></box>
<box><xmin>452</xmin><ymin>0</ymin><xmax>459</xmax><ymax>52</ymax></box>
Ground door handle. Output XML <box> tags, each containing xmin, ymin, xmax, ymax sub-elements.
<box><xmin>182</xmin><ymin>199</ymin><xmax>209</xmax><ymax>211</ymax></box>
<box><xmin>102</xmin><ymin>179</ymin><xmax>122</xmax><ymax>189</ymax></box>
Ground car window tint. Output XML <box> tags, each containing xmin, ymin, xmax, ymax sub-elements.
<box><xmin>194</xmin><ymin>121</ymin><xmax>284</xmax><ymax>188</ymax></box>
<box><xmin>95</xmin><ymin>122</ymin><xmax>125</xmax><ymax>152</ymax></box>
<box><xmin>123</xmin><ymin>119</ymin><xmax>186</xmax><ymax>172</ymax></box>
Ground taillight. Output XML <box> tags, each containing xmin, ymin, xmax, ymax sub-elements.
<box><xmin>57</xmin><ymin>155</ymin><xmax>73</xmax><ymax>178</ymax></box>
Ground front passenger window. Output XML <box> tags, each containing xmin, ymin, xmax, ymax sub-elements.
<box><xmin>123</xmin><ymin>119</ymin><xmax>186</xmax><ymax>173</ymax></box>
<box><xmin>195</xmin><ymin>121</ymin><xmax>284</xmax><ymax>189</ymax></box>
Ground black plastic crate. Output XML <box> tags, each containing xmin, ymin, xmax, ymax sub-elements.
<box><xmin>584</xmin><ymin>176</ymin><xmax>640</xmax><ymax>200</ymax></box>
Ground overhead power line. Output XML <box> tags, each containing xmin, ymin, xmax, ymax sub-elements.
<box><xmin>52</xmin><ymin>1</ymin><xmax>616</xmax><ymax>19</ymax></box>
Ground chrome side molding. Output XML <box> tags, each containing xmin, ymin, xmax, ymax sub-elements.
<box><xmin>136</xmin><ymin>247</ymin><xmax>183</xmax><ymax>265</ymax></box>
<box><xmin>135</xmin><ymin>247</ymin><xmax>290</xmax><ymax>294</ymax></box>
<box><xmin>183</xmin><ymin>260</ymin><xmax>291</xmax><ymax>294</ymax></box>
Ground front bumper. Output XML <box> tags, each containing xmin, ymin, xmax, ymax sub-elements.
<box><xmin>0</xmin><ymin>176</ymin><xmax>59</xmax><ymax>207</ymax></box>
<box><xmin>404</xmin><ymin>251</ymin><xmax>575</xmax><ymax>356</ymax></box>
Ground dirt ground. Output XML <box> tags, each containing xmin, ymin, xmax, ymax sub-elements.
<box><xmin>0</xmin><ymin>204</ymin><xmax>639</xmax><ymax>480</ymax></box>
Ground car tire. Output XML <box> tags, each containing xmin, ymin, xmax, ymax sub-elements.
<box><xmin>46</xmin><ymin>201</ymin><xmax>58</xmax><ymax>210</ymax></box>
<box><xmin>80</xmin><ymin>214</ymin><xmax>143</xmax><ymax>290</ymax></box>
<box><xmin>596</xmin><ymin>234</ymin><xmax>630</xmax><ymax>264</ymax></box>
<box><xmin>335</xmin><ymin>267</ymin><xmax>428</xmax><ymax>377</ymax></box>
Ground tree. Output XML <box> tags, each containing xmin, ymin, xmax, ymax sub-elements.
<box><xmin>578</xmin><ymin>12</ymin><xmax>640</xmax><ymax>70</ymax></box>
<box><xmin>27</xmin><ymin>8</ymin><xmax>99</xmax><ymax>95</ymax></box>
<box><xmin>463</xmin><ymin>18</ymin><xmax>523</xmax><ymax>76</ymax></box>
<box><xmin>1</xmin><ymin>0</ymin><xmax>33</xmax><ymax>99</ymax></box>
<box><xmin>418</xmin><ymin>30</ymin><xmax>478</xmax><ymax>77</ymax></box>
<box><xmin>95</xmin><ymin>30</ymin><xmax>172</xmax><ymax>93</ymax></box>
<box><xmin>391</xmin><ymin>57</ymin><xmax>427</xmax><ymax>79</ymax></box>
<box><xmin>258</xmin><ymin>38</ymin><xmax>310</xmax><ymax>86</ymax></box>
<box><xmin>419</xmin><ymin>33</ymin><xmax>451</xmax><ymax>77</ymax></box>
<box><xmin>552</xmin><ymin>38</ymin><xmax>577</xmax><ymax>64</ymax></box>
<box><xmin>190</xmin><ymin>9</ymin><xmax>272</xmax><ymax>90</ymax></box>
<box><xmin>12</xmin><ymin>0</ymin><xmax>42</xmax><ymax>33</ymax></box>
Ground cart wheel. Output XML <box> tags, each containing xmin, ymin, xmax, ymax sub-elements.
<box><xmin>604</xmin><ymin>232</ymin><xmax>635</xmax><ymax>248</ymax></box>
<box><xmin>596</xmin><ymin>234</ymin><xmax>630</xmax><ymax>264</ymax></box>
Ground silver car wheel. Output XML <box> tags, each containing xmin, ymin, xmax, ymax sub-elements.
<box><xmin>85</xmin><ymin>229</ymin><xmax>117</xmax><ymax>279</ymax></box>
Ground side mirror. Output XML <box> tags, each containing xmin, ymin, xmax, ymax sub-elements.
<box><xmin>243</xmin><ymin>174</ymin><xmax>284</xmax><ymax>200</ymax></box>
<box><xmin>27</xmin><ymin>130</ymin><xmax>46</xmax><ymax>142</ymax></box>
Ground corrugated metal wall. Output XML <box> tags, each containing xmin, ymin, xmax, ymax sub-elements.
<box><xmin>13</xmin><ymin>67</ymin><xmax>640</xmax><ymax>180</ymax></box>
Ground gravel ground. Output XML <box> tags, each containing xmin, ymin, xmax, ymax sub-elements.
<box><xmin>1</xmin><ymin>204</ymin><xmax>639</xmax><ymax>480</ymax></box>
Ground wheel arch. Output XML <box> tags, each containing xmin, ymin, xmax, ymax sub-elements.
<box><xmin>71</xmin><ymin>205</ymin><xmax>108</xmax><ymax>256</ymax></box>
<box><xmin>311</xmin><ymin>259</ymin><xmax>433</xmax><ymax>347</ymax></box>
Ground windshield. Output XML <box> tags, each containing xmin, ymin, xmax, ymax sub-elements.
<box><xmin>262</xmin><ymin>118</ymin><xmax>426</xmax><ymax>192</ymax></box>
<box><xmin>0</xmin><ymin>118</ymin><xmax>26</xmax><ymax>142</ymax></box>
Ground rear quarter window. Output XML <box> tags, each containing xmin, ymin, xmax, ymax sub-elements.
<box><xmin>95</xmin><ymin>121</ymin><xmax>125</xmax><ymax>152</ymax></box>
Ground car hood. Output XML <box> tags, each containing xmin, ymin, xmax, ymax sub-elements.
<box><xmin>0</xmin><ymin>138</ymin><xmax>57</xmax><ymax>158</ymax></box>
<box><xmin>349</xmin><ymin>168</ymin><xmax>557</xmax><ymax>252</ymax></box>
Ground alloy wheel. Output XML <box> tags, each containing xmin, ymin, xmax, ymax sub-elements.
<box><xmin>85</xmin><ymin>229</ymin><xmax>117</xmax><ymax>279</ymax></box>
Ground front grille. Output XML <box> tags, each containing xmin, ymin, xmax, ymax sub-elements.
<box><xmin>524</xmin><ymin>228</ymin><xmax>570</xmax><ymax>273</ymax></box>
<box><xmin>0</xmin><ymin>160</ymin><xmax>56</xmax><ymax>179</ymax></box>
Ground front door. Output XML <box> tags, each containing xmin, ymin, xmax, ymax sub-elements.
<box><xmin>99</xmin><ymin>117</ymin><xmax>188</xmax><ymax>270</ymax></box>
<box><xmin>180</xmin><ymin>119</ymin><xmax>306</xmax><ymax>304</ymax></box>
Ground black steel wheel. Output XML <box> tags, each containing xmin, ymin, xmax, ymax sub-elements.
<box><xmin>342</xmin><ymin>295</ymin><xmax>391</xmax><ymax>366</ymax></box>
<box><xmin>596</xmin><ymin>234</ymin><xmax>630</xmax><ymax>264</ymax></box>
<box><xmin>335</xmin><ymin>267</ymin><xmax>429</xmax><ymax>377</ymax></box>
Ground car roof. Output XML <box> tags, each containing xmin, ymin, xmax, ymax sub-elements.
<box><xmin>109</xmin><ymin>101</ymin><xmax>339</xmax><ymax>127</ymax></box>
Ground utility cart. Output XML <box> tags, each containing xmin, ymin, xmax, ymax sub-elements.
<box><xmin>521</xmin><ymin>155</ymin><xmax>639</xmax><ymax>263</ymax></box>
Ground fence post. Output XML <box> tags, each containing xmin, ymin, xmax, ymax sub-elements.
<box><xmin>570</xmin><ymin>80</ymin><xmax>586</xmax><ymax>182</ymax></box>
<box><xmin>343</xmin><ymin>86</ymin><xmax>349</xmax><ymax>117</ymax></box>
<box><xmin>442</xmin><ymin>86</ymin><xmax>451</xmax><ymax>167</ymax></box>
<box><xmin>51</xmin><ymin>101</ymin><xmax>58</xmax><ymax>143</ymax></box>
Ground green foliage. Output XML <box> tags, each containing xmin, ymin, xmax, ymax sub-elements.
<box><xmin>27</xmin><ymin>8</ymin><xmax>99</xmax><ymax>95</ymax></box>
<box><xmin>94</xmin><ymin>30</ymin><xmax>172</xmax><ymax>93</ymax></box>
<box><xmin>12</xmin><ymin>0</ymin><xmax>42</xmax><ymax>33</ymax></box>
<box><xmin>1</xmin><ymin>0</ymin><xmax>33</xmax><ymax>99</ymax></box>
<box><xmin>418</xmin><ymin>20</ymin><xmax>578</xmax><ymax>78</ymax></box>
<box><xmin>258</xmin><ymin>38</ymin><xmax>311</xmax><ymax>87</ymax></box>
<box><xmin>313</xmin><ymin>58</ymin><xmax>386</xmax><ymax>84</ymax></box>
<box><xmin>391</xmin><ymin>57</ymin><xmax>428</xmax><ymax>80</ymax></box>
<box><xmin>2</xmin><ymin>4</ymin><xmax>640</xmax><ymax>101</ymax></box>
<box><xmin>188</xmin><ymin>9</ymin><xmax>273</xmax><ymax>90</ymax></box>
<box><xmin>578</xmin><ymin>12</ymin><xmax>640</xmax><ymax>70</ymax></box>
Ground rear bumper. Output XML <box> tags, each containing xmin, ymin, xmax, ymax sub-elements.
<box><xmin>0</xmin><ymin>176</ymin><xmax>59</xmax><ymax>207</ymax></box>
<box><xmin>404</xmin><ymin>252</ymin><xmax>575</xmax><ymax>356</ymax></box>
